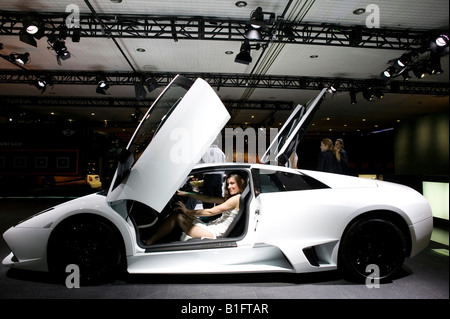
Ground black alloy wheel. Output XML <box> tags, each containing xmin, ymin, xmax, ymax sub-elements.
<box><xmin>340</xmin><ymin>218</ymin><xmax>407</xmax><ymax>283</ymax></box>
<box><xmin>48</xmin><ymin>216</ymin><xmax>124</xmax><ymax>285</ymax></box>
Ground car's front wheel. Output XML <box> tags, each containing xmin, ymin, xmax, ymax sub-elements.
<box><xmin>339</xmin><ymin>218</ymin><xmax>407</xmax><ymax>283</ymax></box>
<box><xmin>48</xmin><ymin>216</ymin><xmax>124</xmax><ymax>285</ymax></box>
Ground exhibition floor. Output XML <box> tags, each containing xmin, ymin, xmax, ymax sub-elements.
<box><xmin>0</xmin><ymin>197</ymin><xmax>448</xmax><ymax>300</ymax></box>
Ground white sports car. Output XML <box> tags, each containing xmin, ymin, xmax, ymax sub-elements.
<box><xmin>2</xmin><ymin>75</ymin><xmax>433</xmax><ymax>285</ymax></box>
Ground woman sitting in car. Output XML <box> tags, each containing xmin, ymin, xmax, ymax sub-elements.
<box><xmin>143</xmin><ymin>172</ymin><xmax>247</xmax><ymax>245</ymax></box>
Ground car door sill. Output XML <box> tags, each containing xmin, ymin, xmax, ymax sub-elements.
<box><xmin>144</xmin><ymin>239</ymin><xmax>238</xmax><ymax>253</ymax></box>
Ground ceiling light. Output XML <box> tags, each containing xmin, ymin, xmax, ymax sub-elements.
<box><xmin>374</xmin><ymin>88</ymin><xmax>384</xmax><ymax>99</ymax></box>
<box><xmin>281</xmin><ymin>26</ymin><xmax>295</xmax><ymax>41</ymax></box>
<box><xmin>380</xmin><ymin>67</ymin><xmax>393</xmax><ymax>80</ymax></box>
<box><xmin>72</xmin><ymin>28</ymin><xmax>81</xmax><ymax>42</ymax></box>
<box><xmin>22</xmin><ymin>16</ymin><xmax>45</xmax><ymax>39</ymax></box>
<box><xmin>349</xmin><ymin>88</ymin><xmax>357</xmax><ymax>104</ymax></box>
<box><xmin>402</xmin><ymin>71</ymin><xmax>411</xmax><ymax>81</ymax></box>
<box><xmin>353</xmin><ymin>8</ymin><xmax>366</xmax><ymax>15</ymax></box>
<box><xmin>248</xmin><ymin>7</ymin><xmax>265</xmax><ymax>29</ymax></box>
<box><xmin>134</xmin><ymin>81</ymin><xmax>147</xmax><ymax>101</ymax></box>
<box><xmin>26</xmin><ymin>25</ymin><xmax>39</xmax><ymax>35</ymax></box>
<box><xmin>19</xmin><ymin>32</ymin><xmax>37</xmax><ymax>47</ymax></box>
<box><xmin>9</xmin><ymin>52</ymin><xmax>30</xmax><ymax>65</ymax></box>
<box><xmin>96</xmin><ymin>76</ymin><xmax>110</xmax><ymax>95</ymax></box>
<box><xmin>435</xmin><ymin>34</ymin><xmax>449</xmax><ymax>47</ymax></box>
<box><xmin>35</xmin><ymin>79</ymin><xmax>47</xmax><ymax>93</ymax></box>
<box><xmin>413</xmin><ymin>66</ymin><xmax>426</xmax><ymax>79</ymax></box>
<box><xmin>397</xmin><ymin>53</ymin><xmax>412</xmax><ymax>67</ymax></box>
<box><xmin>244</xmin><ymin>28</ymin><xmax>262</xmax><ymax>40</ymax></box>
<box><xmin>144</xmin><ymin>77</ymin><xmax>158</xmax><ymax>93</ymax></box>
<box><xmin>48</xmin><ymin>37</ymin><xmax>71</xmax><ymax>64</ymax></box>
<box><xmin>429</xmin><ymin>33</ymin><xmax>449</xmax><ymax>56</ymax></box>
<box><xmin>235</xmin><ymin>41</ymin><xmax>252</xmax><ymax>65</ymax></box>
<box><xmin>363</xmin><ymin>88</ymin><xmax>374</xmax><ymax>101</ymax></box>
<box><xmin>349</xmin><ymin>27</ymin><xmax>362</xmax><ymax>46</ymax></box>
<box><xmin>235</xmin><ymin>1</ymin><xmax>247</xmax><ymax>7</ymax></box>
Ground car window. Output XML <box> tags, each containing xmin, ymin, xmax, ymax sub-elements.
<box><xmin>128</xmin><ymin>77</ymin><xmax>193</xmax><ymax>163</ymax></box>
<box><xmin>252</xmin><ymin>168</ymin><xmax>329</xmax><ymax>194</ymax></box>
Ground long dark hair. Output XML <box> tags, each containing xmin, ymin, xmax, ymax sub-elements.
<box><xmin>225</xmin><ymin>172</ymin><xmax>247</xmax><ymax>198</ymax></box>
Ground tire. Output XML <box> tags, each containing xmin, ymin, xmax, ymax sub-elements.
<box><xmin>48</xmin><ymin>216</ymin><xmax>124</xmax><ymax>285</ymax></box>
<box><xmin>339</xmin><ymin>218</ymin><xmax>407</xmax><ymax>283</ymax></box>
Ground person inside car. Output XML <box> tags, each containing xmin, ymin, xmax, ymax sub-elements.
<box><xmin>143</xmin><ymin>172</ymin><xmax>247</xmax><ymax>245</ymax></box>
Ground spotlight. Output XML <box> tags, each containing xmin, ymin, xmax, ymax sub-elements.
<box><xmin>34</xmin><ymin>75</ymin><xmax>52</xmax><ymax>93</ymax></box>
<box><xmin>349</xmin><ymin>27</ymin><xmax>362</xmax><ymax>46</ymax></box>
<box><xmin>248</xmin><ymin>7</ymin><xmax>265</xmax><ymax>29</ymax></box>
<box><xmin>72</xmin><ymin>28</ymin><xmax>81</xmax><ymax>42</ymax></box>
<box><xmin>19</xmin><ymin>32</ymin><xmax>37</xmax><ymax>47</ymax></box>
<box><xmin>96</xmin><ymin>76</ymin><xmax>110</xmax><ymax>95</ymax></box>
<box><xmin>397</xmin><ymin>52</ymin><xmax>412</xmax><ymax>67</ymax></box>
<box><xmin>130</xmin><ymin>108</ymin><xmax>143</xmax><ymax>123</ymax></box>
<box><xmin>144</xmin><ymin>77</ymin><xmax>158</xmax><ymax>93</ymax></box>
<box><xmin>58</xmin><ymin>25</ymin><xmax>68</xmax><ymax>40</ymax></box>
<box><xmin>429</xmin><ymin>33</ymin><xmax>449</xmax><ymax>56</ymax></box>
<box><xmin>235</xmin><ymin>41</ymin><xmax>252</xmax><ymax>65</ymax></box>
<box><xmin>134</xmin><ymin>81</ymin><xmax>147</xmax><ymax>101</ymax></box>
<box><xmin>48</xmin><ymin>37</ymin><xmax>71</xmax><ymax>64</ymax></box>
<box><xmin>401</xmin><ymin>71</ymin><xmax>411</xmax><ymax>81</ymax></box>
<box><xmin>413</xmin><ymin>66</ymin><xmax>426</xmax><ymax>79</ymax></box>
<box><xmin>35</xmin><ymin>79</ymin><xmax>47</xmax><ymax>93</ymax></box>
<box><xmin>9</xmin><ymin>52</ymin><xmax>30</xmax><ymax>65</ymax></box>
<box><xmin>429</xmin><ymin>52</ymin><xmax>444</xmax><ymax>75</ymax></box>
<box><xmin>349</xmin><ymin>88</ymin><xmax>357</xmax><ymax>104</ymax></box>
<box><xmin>281</xmin><ymin>26</ymin><xmax>295</xmax><ymax>41</ymax></box>
<box><xmin>244</xmin><ymin>28</ymin><xmax>262</xmax><ymax>40</ymax></box>
<box><xmin>327</xmin><ymin>83</ymin><xmax>339</xmax><ymax>94</ymax></box>
<box><xmin>435</xmin><ymin>34</ymin><xmax>449</xmax><ymax>47</ymax></box>
<box><xmin>374</xmin><ymin>88</ymin><xmax>384</xmax><ymax>99</ymax></box>
<box><xmin>22</xmin><ymin>16</ymin><xmax>45</xmax><ymax>39</ymax></box>
<box><xmin>362</xmin><ymin>88</ymin><xmax>374</xmax><ymax>101</ymax></box>
<box><xmin>244</xmin><ymin>7</ymin><xmax>275</xmax><ymax>41</ymax></box>
<box><xmin>380</xmin><ymin>68</ymin><xmax>393</xmax><ymax>80</ymax></box>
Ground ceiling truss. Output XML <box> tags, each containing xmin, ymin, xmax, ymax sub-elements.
<box><xmin>0</xmin><ymin>11</ymin><xmax>434</xmax><ymax>49</ymax></box>
<box><xmin>0</xmin><ymin>70</ymin><xmax>448</xmax><ymax>96</ymax></box>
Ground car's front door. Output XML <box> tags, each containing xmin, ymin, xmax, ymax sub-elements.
<box><xmin>260</xmin><ymin>88</ymin><xmax>327</xmax><ymax>166</ymax></box>
<box><xmin>106</xmin><ymin>75</ymin><xmax>231</xmax><ymax>212</ymax></box>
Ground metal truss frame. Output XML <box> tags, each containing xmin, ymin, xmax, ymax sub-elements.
<box><xmin>0</xmin><ymin>70</ymin><xmax>448</xmax><ymax>96</ymax></box>
<box><xmin>0</xmin><ymin>11</ymin><xmax>433</xmax><ymax>49</ymax></box>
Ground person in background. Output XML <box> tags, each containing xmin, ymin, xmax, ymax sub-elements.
<box><xmin>317</xmin><ymin>138</ymin><xmax>341</xmax><ymax>174</ymax></box>
<box><xmin>198</xmin><ymin>138</ymin><xmax>226</xmax><ymax>222</ymax></box>
<box><xmin>335</xmin><ymin>138</ymin><xmax>349</xmax><ymax>175</ymax></box>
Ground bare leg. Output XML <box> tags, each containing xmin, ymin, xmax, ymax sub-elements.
<box><xmin>144</xmin><ymin>213</ymin><xmax>214</xmax><ymax>245</ymax></box>
<box><xmin>144</xmin><ymin>214</ymin><xmax>178</xmax><ymax>245</ymax></box>
<box><xmin>177</xmin><ymin>214</ymin><xmax>215</xmax><ymax>239</ymax></box>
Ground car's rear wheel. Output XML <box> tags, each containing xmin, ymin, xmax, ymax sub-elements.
<box><xmin>339</xmin><ymin>218</ymin><xmax>407</xmax><ymax>283</ymax></box>
<box><xmin>48</xmin><ymin>216</ymin><xmax>124</xmax><ymax>285</ymax></box>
